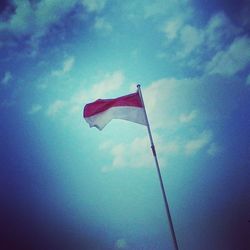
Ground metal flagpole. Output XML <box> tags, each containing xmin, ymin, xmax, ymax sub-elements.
<box><xmin>137</xmin><ymin>84</ymin><xmax>179</xmax><ymax>250</ymax></box>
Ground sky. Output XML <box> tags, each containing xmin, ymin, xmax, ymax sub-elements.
<box><xmin>0</xmin><ymin>0</ymin><xmax>250</xmax><ymax>249</ymax></box>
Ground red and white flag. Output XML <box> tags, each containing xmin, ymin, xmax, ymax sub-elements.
<box><xmin>83</xmin><ymin>91</ymin><xmax>147</xmax><ymax>130</ymax></box>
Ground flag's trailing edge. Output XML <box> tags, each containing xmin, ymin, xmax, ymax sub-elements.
<box><xmin>83</xmin><ymin>92</ymin><xmax>147</xmax><ymax>130</ymax></box>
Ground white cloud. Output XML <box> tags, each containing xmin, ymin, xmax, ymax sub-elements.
<box><xmin>81</xmin><ymin>0</ymin><xmax>106</xmax><ymax>12</ymax></box>
<box><xmin>0</xmin><ymin>0</ymin><xmax>107</xmax><ymax>48</ymax></box>
<box><xmin>28</xmin><ymin>104</ymin><xmax>42</xmax><ymax>115</ymax></box>
<box><xmin>160</xmin><ymin>11</ymin><xmax>242</xmax><ymax>63</ymax></box>
<box><xmin>0</xmin><ymin>1</ymin><xmax>77</xmax><ymax>37</ymax></box>
<box><xmin>144</xmin><ymin>1</ymin><xmax>169</xmax><ymax>19</ymax></box>
<box><xmin>205</xmin><ymin>12</ymin><xmax>241</xmax><ymax>51</ymax></box>
<box><xmin>1</xmin><ymin>71</ymin><xmax>12</xmax><ymax>85</ymax></box>
<box><xmin>100</xmin><ymin>129</ymin><xmax>218</xmax><ymax>171</ymax></box>
<box><xmin>206</xmin><ymin>36</ymin><xmax>250</xmax><ymax>76</ymax></box>
<box><xmin>52</xmin><ymin>56</ymin><xmax>75</xmax><ymax>76</ymax></box>
<box><xmin>94</xmin><ymin>17</ymin><xmax>112</xmax><ymax>32</ymax></box>
<box><xmin>115</xmin><ymin>238</ymin><xmax>127</xmax><ymax>249</ymax></box>
<box><xmin>163</xmin><ymin>18</ymin><xmax>183</xmax><ymax>40</ymax></box>
<box><xmin>163</xmin><ymin>141</ymin><xmax>180</xmax><ymax>154</ymax></box>
<box><xmin>90</xmin><ymin>71</ymin><xmax>124</xmax><ymax>99</ymax></box>
<box><xmin>70</xmin><ymin>70</ymin><xmax>124</xmax><ymax>114</ymax></box>
<box><xmin>100</xmin><ymin>133</ymin><xmax>180</xmax><ymax>172</ymax></box>
<box><xmin>143</xmin><ymin>0</ymin><xmax>191</xmax><ymax>19</ymax></box>
<box><xmin>207</xmin><ymin>143</ymin><xmax>222</xmax><ymax>156</ymax></box>
<box><xmin>179</xmin><ymin>110</ymin><xmax>197</xmax><ymax>123</ymax></box>
<box><xmin>52</xmin><ymin>70</ymin><xmax>124</xmax><ymax>117</ymax></box>
<box><xmin>101</xmin><ymin>136</ymin><xmax>153</xmax><ymax>172</ymax></box>
<box><xmin>178</xmin><ymin>25</ymin><xmax>204</xmax><ymax>57</ymax></box>
<box><xmin>47</xmin><ymin>100</ymin><xmax>65</xmax><ymax>116</ymax></box>
<box><xmin>141</xmin><ymin>77</ymin><xmax>199</xmax><ymax>129</ymax></box>
<box><xmin>185</xmin><ymin>130</ymin><xmax>213</xmax><ymax>155</ymax></box>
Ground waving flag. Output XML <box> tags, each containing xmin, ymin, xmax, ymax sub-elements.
<box><xmin>83</xmin><ymin>85</ymin><xmax>179</xmax><ymax>249</ymax></box>
<box><xmin>83</xmin><ymin>91</ymin><xmax>147</xmax><ymax>130</ymax></box>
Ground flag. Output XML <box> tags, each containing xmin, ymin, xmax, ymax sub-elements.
<box><xmin>83</xmin><ymin>91</ymin><xmax>147</xmax><ymax>130</ymax></box>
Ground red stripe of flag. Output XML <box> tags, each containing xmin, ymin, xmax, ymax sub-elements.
<box><xmin>84</xmin><ymin>92</ymin><xmax>143</xmax><ymax>117</ymax></box>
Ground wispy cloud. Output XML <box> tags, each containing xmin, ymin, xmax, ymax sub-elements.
<box><xmin>207</xmin><ymin>143</ymin><xmax>222</xmax><ymax>156</ymax></box>
<box><xmin>28</xmin><ymin>104</ymin><xmax>42</xmax><ymax>115</ymax></box>
<box><xmin>178</xmin><ymin>25</ymin><xmax>204</xmax><ymax>57</ymax></box>
<box><xmin>143</xmin><ymin>1</ymin><xmax>169</xmax><ymax>18</ymax></box>
<box><xmin>206</xmin><ymin>36</ymin><xmax>250</xmax><ymax>76</ymax></box>
<box><xmin>0</xmin><ymin>1</ymin><xmax>75</xmax><ymax>38</ymax></box>
<box><xmin>185</xmin><ymin>130</ymin><xmax>213</xmax><ymax>155</ymax></box>
<box><xmin>94</xmin><ymin>17</ymin><xmax>112</xmax><ymax>32</ymax></box>
<box><xmin>1</xmin><ymin>71</ymin><xmax>12</xmax><ymax>85</ymax></box>
<box><xmin>115</xmin><ymin>238</ymin><xmax>128</xmax><ymax>249</ymax></box>
<box><xmin>140</xmin><ymin>77</ymin><xmax>199</xmax><ymax>129</ymax></box>
<box><xmin>69</xmin><ymin>70</ymin><xmax>124</xmax><ymax>115</ymax></box>
<box><xmin>205</xmin><ymin>12</ymin><xmax>241</xmax><ymax>51</ymax></box>
<box><xmin>100</xmin><ymin>128</ymin><xmax>219</xmax><ymax>171</ymax></box>
<box><xmin>51</xmin><ymin>57</ymin><xmax>75</xmax><ymax>76</ymax></box>
<box><xmin>160</xmin><ymin>11</ymin><xmax>243</xmax><ymax>65</ymax></box>
<box><xmin>47</xmin><ymin>100</ymin><xmax>65</xmax><ymax>116</ymax></box>
<box><xmin>0</xmin><ymin>0</ymin><xmax>107</xmax><ymax>49</ymax></box>
<box><xmin>163</xmin><ymin>18</ymin><xmax>183</xmax><ymax>41</ymax></box>
<box><xmin>89</xmin><ymin>71</ymin><xmax>124</xmax><ymax>99</ymax></box>
<box><xmin>100</xmin><ymin>136</ymin><xmax>154</xmax><ymax>172</ymax></box>
<box><xmin>82</xmin><ymin>0</ymin><xmax>107</xmax><ymax>12</ymax></box>
<box><xmin>179</xmin><ymin>110</ymin><xmax>197</xmax><ymax>123</ymax></box>
<box><xmin>163</xmin><ymin>141</ymin><xmax>180</xmax><ymax>154</ymax></box>
<box><xmin>47</xmin><ymin>70</ymin><xmax>124</xmax><ymax>118</ymax></box>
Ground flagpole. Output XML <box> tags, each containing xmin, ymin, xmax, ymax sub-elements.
<box><xmin>137</xmin><ymin>84</ymin><xmax>179</xmax><ymax>250</ymax></box>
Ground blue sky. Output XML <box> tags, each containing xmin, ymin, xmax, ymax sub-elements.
<box><xmin>0</xmin><ymin>0</ymin><xmax>250</xmax><ymax>249</ymax></box>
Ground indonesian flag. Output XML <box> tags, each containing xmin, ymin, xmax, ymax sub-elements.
<box><xmin>83</xmin><ymin>91</ymin><xmax>147</xmax><ymax>130</ymax></box>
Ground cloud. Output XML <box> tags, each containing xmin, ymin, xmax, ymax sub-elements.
<box><xmin>94</xmin><ymin>17</ymin><xmax>112</xmax><ymax>32</ymax></box>
<box><xmin>207</xmin><ymin>143</ymin><xmax>222</xmax><ymax>157</ymax></box>
<box><xmin>138</xmin><ymin>77</ymin><xmax>199</xmax><ymax>129</ymax></box>
<box><xmin>101</xmin><ymin>136</ymin><xmax>154</xmax><ymax>172</ymax></box>
<box><xmin>143</xmin><ymin>1</ymin><xmax>169</xmax><ymax>19</ymax></box>
<box><xmin>81</xmin><ymin>0</ymin><xmax>107</xmax><ymax>12</ymax></box>
<box><xmin>48</xmin><ymin>70</ymin><xmax>124</xmax><ymax>117</ymax></box>
<box><xmin>100</xmin><ymin>133</ymin><xmax>181</xmax><ymax>172</ymax></box>
<box><xmin>100</xmin><ymin>129</ymin><xmax>217</xmax><ymax>171</ymax></box>
<box><xmin>69</xmin><ymin>70</ymin><xmax>124</xmax><ymax>113</ymax></box>
<box><xmin>143</xmin><ymin>0</ymin><xmax>191</xmax><ymax>19</ymax></box>
<box><xmin>0</xmin><ymin>1</ymin><xmax>77</xmax><ymax>37</ymax></box>
<box><xmin>163</xmin><ymin>141</ymin><xmax>180</xmax><ymax>154</ymax></box>
<box><xmin>160</xmin><ymin>11</ymin><xmax>243</xmax><ymax>64</ymax></box>
<box><xmin>90</xmin><ymin>71</ymin><xmax>124</xmax><ymax>99</ymax></box>
<box><xmin>0</xmin><ymin>0</ymin><xmax>107</xmax><ymax>49</ymax></box>
<box><xmin>28</xmin><ymin>104</ymin><xmax>42</xmax><ymax>115</ymax></box>
<box><xmin>47</xmin><ymin>100</ymin><xmax>65</xmax><ymax>116</ymax></box>
<box><xmin>205</xmin><ymin>12</ymin><xmax>242</xmax><ymax>51</ymax></box>
<box><xmin>206</xmin><ymin>36</ymin><xmax>250</xmax><ymax>76</ymax></box>
<box><xmin>163</xmin><ymin>18</ymin><xmax>183</xmax><ymax>41</ymax></box>
<box><xmin>1</xmin><ymin>71</ymin><xmax>12</xmax><ymax>85</ymax></box>
<box><xmin>51</xmin><ymin>57</ymin><xmax>75</xmax><ymax>76</ymax></box>
<box><xmin>178</xmin><ymin>25</ymin><xmax>204</xmax><ymax>57</ymax></box>
<box><xmin>179</xmin><ymin>110</ymin><xmax>197</xmax><ymax>123</ymax></box>
<box><xmin>115</xmin><ymin>238</ymin><xmax>127</xmax><ymax>249</ymax></box>
<box><xmin>185</xmin><ymin>130</ymin><xmax>213</xmax><ymax>155</ymax></box>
